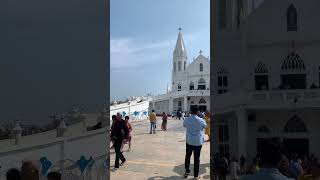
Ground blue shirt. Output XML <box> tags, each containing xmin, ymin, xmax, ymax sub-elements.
<box><xmin>183</xmin><ymin>115</ymin><xmax>207</xmax><ymax>146</ymax></box>
<box><xmin>240</xmin><ymin>168</ymin><xmax>294</xmax><ymax>180</ymax></box>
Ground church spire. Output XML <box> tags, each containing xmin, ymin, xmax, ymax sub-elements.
<box><xmin>173</xmin><ymin>28</ymin><xmax>187</xmax><ymax>58</ymax></box>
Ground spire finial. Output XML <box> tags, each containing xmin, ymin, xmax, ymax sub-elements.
<box><xmin>199</xmin><ymin>50</ymin><xmax>203</xmax><ymax>55</ymax></box>
<box><xmin>178</xmin><ymin>27</ymin><xmax>182</xmax><ymax>31</ymax></box>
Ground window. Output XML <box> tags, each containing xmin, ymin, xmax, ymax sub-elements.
<box><xmin>217</xmin><ymin>66</ymin><xmax>228</xmax><ymax>94</ymax></box>
<box><xmin>174</xmin><ymin>62</ymin><xmax>176</xmax><ymax>72</ymax></box>
<box><xmin>280</xmin><ymin>52</ymin><xmax>306</xmax><ymax>89</ymax></box>
<box><xmin>178</xmin><ymin>101</ymin><xmax>182</xmax><ymax>107</ymax></box>
<box><xmin>254</xmin><ymin>62</ymin><xmax>269</xmax><ymax>90</ymax></box>
<box><xmin>178</xmin><ymin>83</ymin><xmax>181</xmax><ymax>91</ymax></box>
<box><xmin>190</xmin><ymin>82</ymin><xmax>194</xmax><ymax>90</ymax></box>
<box><xmin>199</xmin><ymin>98</ymin><xmax>206</xmax><ymax>104</ymax></box>
<box><xmin>287</xmin><ymin>4</ymin><xmax>297</xmax><ymax>32</ymax></box>
<box><xmin>284</xmin><ymin>115</ymin><xmax>307</xmax><ymax>133</ymax></box>
<box><xmin>200</xmin><ymin>63</ymin><xmax>203</xmax><ymax>72</ymax></box>
<box><xmin>218</xmin><ymin>0</ymin><xmax>227</xmax><ymax>29</ymax></box>
<box><xmin>198</xmin><ymin>78</ymin><xmax>206</xmax><ymax>90</ymax></box>
<box><xmin>178</xmin><ymin>61</ymin><xmax>181</xmax><ymax>71</ymax></box>
<box><xmin>184</xmin><ymin>61</ymin><xmax>186</xmax><ymax>70</ymax></box>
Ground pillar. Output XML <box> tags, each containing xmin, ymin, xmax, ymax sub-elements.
<box><xmin>236</xmin><ymin>107</ymin><xmax>248</xmax><ymax>159</ymax></box>
<box><xmin>169</xmin><ymin>98</ymin><xmax>173</xmax><ymax>115</ymax></box>
<box><xmin>183</xmin><ymin>96</ymin><xmax>188</xmax><ymax>112</ymax></box>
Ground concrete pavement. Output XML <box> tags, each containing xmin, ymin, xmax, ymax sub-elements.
<box><xmin>110</xmin><ymin>117</ymin><xmax>210</xmax><ymax>180</ymax></box>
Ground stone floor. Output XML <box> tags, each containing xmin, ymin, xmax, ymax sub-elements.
<box><xmin>110</xmin><ymin>117</ymin><xmax>211</xmax><ymax>180</ymax></box>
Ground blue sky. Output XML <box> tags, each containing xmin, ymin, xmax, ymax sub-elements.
<box><xmin>111</xmin><ymin>0</ymin><xmax>210</xmax><ymax>101</ymax></box>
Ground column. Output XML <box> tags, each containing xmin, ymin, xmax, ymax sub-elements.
<box><xmin>236</xmin><ymin>107</ymin><xmax>248</xmax><ymax>159</ymax></box>
<box><xmin>152</xmin><ymin>101</ymin><xmax>155</xmax><ymax>110</ymax></box>
<box><xmin>169</xmin><ymin>98</ymin><xmax>173</xmax><ymax>115</ymax></box>
<box><xmin>183</xmin><ymin>96</ymin><xmax>188</xmax><ymax>112</ymax></box>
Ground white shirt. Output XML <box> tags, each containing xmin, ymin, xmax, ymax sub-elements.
<box><xmin>230</xmin><ymin>161</ymin><xmax>240</xmax><ymax>179</ymax></box>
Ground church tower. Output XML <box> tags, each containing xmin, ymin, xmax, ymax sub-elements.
<box><xmin>172</xmin><ymin>28</ymin><xmax>187</xmax><ymax>92</ymax></box>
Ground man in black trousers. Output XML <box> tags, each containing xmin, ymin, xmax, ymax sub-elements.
<box><xmin>111</xmin><ymin>112</ymin><xmax>129</xmax><ymax>170</ymax></box>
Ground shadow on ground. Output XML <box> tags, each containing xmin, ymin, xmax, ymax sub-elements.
<box><xmin>147</xmin><ymin>163</ymin><xmax>210</xmax><ymax>180</ymax></box>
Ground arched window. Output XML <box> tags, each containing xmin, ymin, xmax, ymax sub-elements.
<box><xmin>287</xmin><ymin>4</ymin><xmax>297</xmax><ymax>32</ymax></box>
<box><xmin>254</xmin><ymin>62</ymin><xmax>269</xmax><ymax>90</ymax></box>
<box><xmin>257</xmin><ymin>125</ymin><xmax>270</xmax><ymax>133</ymax></box>
<box><xmin>198</xmin><ymin>78</ymin><xmax>206</xmax><ymax>90</ymax></box>
<box><xmin>199</xmin><ymin>98</ymin><xmax>206</xmax><ymax>104</ymax></box>
<box><xmin>184</xmin><ymin>61</ymin><xmax>186</xmax><ymax>70</ymax></box>
<box><xmin>174</xmin><ymin>62</ymin><xmax>176</xmax><ymax>72</ymax></box>
<box><xmin>284</xmin><ymin>115</ymin><xmax>307</xmax><ymax>133</ymax></box>
<box><xmin>178</xmin><ymin>61</ymin><xmax>181</xmax><ymax>71</ymax></box>
<box><xmin>178</xmin><ymin>83</ymin><xmax>181</xmax><ymax>91</ymax></box>
<box><xmin>200</xmin><ymin>63</ymin><xmax>203</xmax><ymax>72</ymax></box>
<box><xmin>190</xmin><ymin>82</ymin><xmax>194</xmax><ymax>90</ymax></box>
<box><xmin>281</xmin><ymin>52</ymin><xmax>306</xmax><ymax>89</ymax></box>
<box><xmin>217</xmin><ymin>66</ymin><xmax>228</xmax><ymax>94</ymax></box>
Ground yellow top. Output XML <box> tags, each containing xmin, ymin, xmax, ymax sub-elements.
<box><xmin>149</xmin><ymin>112</ymin><xmax>157</xmax><ymax>122</ymax></box>
<box><xmin>204</xmin><ymin>115</ymin><xmax>210</xmax><ymax>135</ymax></box>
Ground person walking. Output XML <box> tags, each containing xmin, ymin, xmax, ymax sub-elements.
<box><xmin>183</xmin><ymin>106</ymin><xmax>207</xmax><ymax>179</ymax></box>
<box><xmin>204</xmin><ymin>111</ymin><xmax>210</xmax><ymax>142</ymax></box>
<box><xmin>240</xmin><ymin>155</ymin><xmax>246</xmax><ymax>175</ymax></box>
<box><xmin>110</xmin><ymin>115</ymin><xmax>117</xmax><ymax>149</ymax></box>
<box><xmin>110</xmin><ymin>113</ymin><xmax>128</xmax><ymax>169</ymax></box>
<box><xmin>161</xmin><ymin>112</ymin><xmax>168</xmax><ymax>131</ymax></box>
<box><xmin>230</xmin><ymin>157</ymin><xmax>241</xmax><ymax>180</ymax></box>
<box><xmin>149</xmin><ymin>110</ymin><xmax>157</xmax><ymax>134</ymax></box>
<box><xmin>121</xmin><ymin>116</ymin><xmax>132</xmax><ymax>151</ymax></box>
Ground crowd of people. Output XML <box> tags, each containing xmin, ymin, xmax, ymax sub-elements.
<box><xmin>110</xmin><ymin>108</ymin><xmax>211</xmax><ymax>179</ymax></box>
<box><xmin>211</xmin><ymin>138</ymin><xmax>320</xmax><ymax>180</ymax></box>
<box><xmin>3</xmin><ymin>161</ymin><xmax>61</xmax><ymax>180</ymax></box>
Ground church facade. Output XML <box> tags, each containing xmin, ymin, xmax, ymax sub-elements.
<box><xmin>150</xmin><ymin>30</ymin><xmax>210</xmax><ymax>115</ymax></box>
<box><xmin>212</xmin><ymin>0</ymin><xmax>320</xmax><ymax>162</ymax></box>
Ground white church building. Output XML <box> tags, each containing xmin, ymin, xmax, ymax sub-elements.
<box><xmin>212</xmin><ymin>0</ymin><xmax>320</xmax><ymax>161</ymax></box>
<box><xmin>150</xmin><ymin>29</ymin><xmax>210</xmax><ymax>115</ymax></box>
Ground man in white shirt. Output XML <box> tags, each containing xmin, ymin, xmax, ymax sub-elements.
<box><xmin>230</xmin><ymin>157</ymin><xmax>241</xmax><ymax>180</ymax></box>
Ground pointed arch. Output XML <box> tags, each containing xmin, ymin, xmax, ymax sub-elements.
<box><xmin>284</xmin><ymin>115</ymin><xmax>307</xmax><ymax>133</ymax></box>
<box><xmin>287</xmin><ymin>4</ymin><xmax>297</xmax><ymax>31</ymax></box>
<box><xmin>189</xmin><ymin>81</ymin><xmax>194</xmax><ymax>90</ymax></box>
<box><xmin>217</xmin><ymin>66</ymin><xmax>228</xmax><ymax>75</ymax></box>
<box><xmin>198</xmin><ymin>78</ymin><xmax>206</xmax><ymax>90</ymax></box>
<box><xmin>200</xmin><ymin>63</ymin><xmax>204</xmax><ymax>72</ymax></box>
<box><xmin>178</xmin><ymin>83</ymin><xmax>181</xmax><ymax>91</ymax></box>
<box><xmin>254</xmin><ymin>62</ymin><xmax>268</xmax><ymax>74</ymax></box>
<box><xmin>199</xmin><ymin>98</ymin><xmax>206</xmax><ymax>104</ymax></box>
<box><xmin>281</xmin><ymin>52</ymin><xmax>305</xmax><ymax>72</ymax></box>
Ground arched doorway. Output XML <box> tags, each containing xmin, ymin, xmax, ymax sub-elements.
<box><xmin>282</xmin><ymin>115</ymin><xmax>309</xmax><ymax>158</ymax></box>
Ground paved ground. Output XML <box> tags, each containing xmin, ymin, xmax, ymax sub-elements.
<box><xmin>110</xmin><ymin>117</ymin><xmax>210</xmax><ymax>180</ymax></box>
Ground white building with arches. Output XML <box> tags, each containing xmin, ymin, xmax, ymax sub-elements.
<box><xmin>150</xmin><ymin>29</ymin><xmax>210</xmax><ymax>115</ymax></box>
<box><xmin>212</xmin><ymin>0</ymin><xmax>320</xmax><ymax>161</ymax></box>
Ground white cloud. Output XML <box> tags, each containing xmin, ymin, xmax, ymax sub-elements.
<box><xmin>110</xmin><ymin>32</ymin><xmax>202</xmax><ymax>69</ymax></box>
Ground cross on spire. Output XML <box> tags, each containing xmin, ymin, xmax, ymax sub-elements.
<box><xmin>199</xmin><ymin>50</ymin><xmax>203</xmax><ymax>55</ymax></box>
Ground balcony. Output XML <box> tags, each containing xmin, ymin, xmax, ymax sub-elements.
<box><xmin>212</xmin><ymin>89</ymin><xmax>320</xmax><ymax>114</ymax></box>
<box><xmin>250</xmin><ymin>89</ymin><xmax>320</xmax><ymax>102</ymax></box>
<box><xmin>153</xmin><ymin>89</ymin><xmax>210</xmax><ymax>102</ymax></box>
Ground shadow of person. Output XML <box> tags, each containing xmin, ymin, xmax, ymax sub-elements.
<box><xmin>147</xmin><ymin>163</ymin><xmax>210</xmax><ymax>180</ymax></box>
